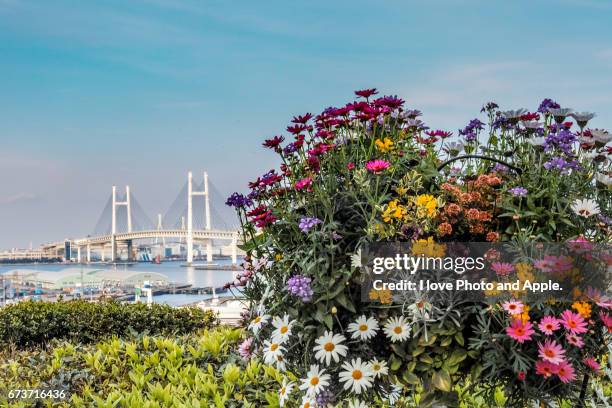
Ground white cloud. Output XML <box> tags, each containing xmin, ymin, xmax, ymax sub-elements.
<box><xmin>0</xmin><ymin>192</ymin><xmax>38</xmax><ymax>205</ymax></box>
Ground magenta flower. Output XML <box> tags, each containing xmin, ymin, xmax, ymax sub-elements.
<box><xmin>505</xmin><ymin>320</ymin><xmax>535</xmax><ymax>343</ymax></box>
<box><xmin>262</xmin><ymin>135</ymin><xmax>285</xmax><ymax>149</ymax></box>
<box><xmin>583</xmin><ymin>357</ymin><xmax>601</xmax><ymax>373</ymax></box>
<box><xmin>535</xmin><ymin>360</ymin><xmax>558</xmax><ymax>378</ymax></box>
<box><xmin>538</xmin><ymin>339</ymin><xmax>566</xmax><ymax>365</ymax></box>
<box><xmin>556</xmin><ymin>361</ymin><xmax>576</xmax><ymax>383</ymax></box>
<box><xmin>354</xmin><ymin>88</ymin><xmax>378</xmax><ymax>99</ymax></box>
<box><xmin>559</xmin><ymin>310</ymin><xmax>588</xmax><ymax>335</ymax></box>
<box><xmin>491</xmin><ymin>262</ymin><xmax>514</xmax><ymax>277</ymax></box>
<box><xmin>538</xmin><ymin>316</ymin><xmax>560</xmax><ymax>336</ymax></box>
<box><xmin>365</xmin><ymin>159</ymin><xmax>390</xmax><ymax>173</ymax></box>
<box><xmin>295</xmin><ymin>177</ymin><xmax>313</xmax><ymax>191</ymax></box>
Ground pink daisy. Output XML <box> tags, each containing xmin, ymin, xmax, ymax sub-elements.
<box><xmin>365</xmin><ymin>159</ymin><xmax>390</xmax><ymax>173</ymax></box>
<box><xmin>491</xmin><ymin>262</ymin><xmax>514</xmax><ymax>277</ymax></box>
<box><xmin>505</xmin><ymin>320</ymin><xmax>535</xmax><ymax>343</ymax></box>
<box><xmin>600</xmin><ymin>311</ymin><xmax>612</xmax><ymax>333</ymax></box>
<box><xmin>538</xmin><ymin>316</ymin><xmax>560</xmax><ymax>335</ymax></box>
<box><xmin>556</xmin><ymin>361</ymin><xmax>576</xmax><ymax>383</ymax></box>
<box><xmin>583</xmin><ymin>357</ymin><xmax>601</xmax><ymax>373</ymax></box>
<box><xmin>559</xmin><ymin>310</ymin><xmax>588</xmax><ymax>335</ymax></box>
<box><xmin>502</xmin><ymin>300</ymin><xmax>524</xmax><ymax>315</ymax></box>
<box><xmin>566</xmin><ymin>333</ymin><xmax>584</xmax><ymax>348</ymax></box>
<box><xmin>535</xmin><ymin>360</ymin><xmax>558</xmax><ymax>378</ymax></box>
<box><xmin>538</xmin><ymin>339</ymin><xmax>566</xmax><ymax>365</ymax></box>
<box><xmin>238</xmin><ymin>337</ymin><xmax>254</xmax><ymax>360</ymax></box>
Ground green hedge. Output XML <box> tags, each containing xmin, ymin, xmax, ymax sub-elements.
<box><xmin>0</xmin><ymin>328</ymin><xmax>289</xmax><ymax>408</ymax></box>
<box><xmin>0</xmin><ymin>300</ymin><xmax>218</xmax><ymax>348</ymax></box>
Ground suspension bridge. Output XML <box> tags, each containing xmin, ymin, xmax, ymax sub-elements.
<box><xmin>32</xmin><ymin>171</ymin><xmax>240</xmax><ymax>265</ymax></box>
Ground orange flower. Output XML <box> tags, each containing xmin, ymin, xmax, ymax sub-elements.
<box><xmin>466</xmin><ymin>208</ymin><xmax>480</xmax><ymax>220</ymax></box>
<box><xmin>437</xmin><ymin>222</ymin><xmax>453</xmax><ymax>236</ymax></box>
<box><xmin>486</xmin><ymin>231</ymin><xmax>499</xmax><ymax>242</ymax></box>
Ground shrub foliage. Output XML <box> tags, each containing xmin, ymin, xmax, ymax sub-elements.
<box><xmin>0</xmin><ymin>300</ymin><xmax>218</xmax><ymax>348</ymax></box>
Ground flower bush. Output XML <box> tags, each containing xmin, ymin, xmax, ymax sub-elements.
<box><xmin>227</xmin><ymin>89</ymin><xmax>611</xmax><ymax>406</ymax></box>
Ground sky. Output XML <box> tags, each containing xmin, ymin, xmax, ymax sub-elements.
<box><xmin>1</xmin><ymin>0</ymin><xmax>611</xmax><ymax>248</ymax></box>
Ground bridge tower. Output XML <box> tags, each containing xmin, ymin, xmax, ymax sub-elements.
<box><xmin>154</xmin><ymin>213</ymin><xmax>166</xmax><ymax>258</ymax></box>
<box><xmin>186</xmin><ymin>171</ymin><xmax>212</xmax><ymax>265</ymax></box>
<box><xmin>111</xmin><ymin>185</ymin><xmax>132</xmax><ymax>262</ymax></box>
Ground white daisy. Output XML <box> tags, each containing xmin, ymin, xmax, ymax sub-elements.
<box><xmin>299</xmin><ymin>364</ymin><xmax>331</xmax><ymax>397</ymax></box>
<box><xmin>263</xmin><ymin>340</ymin><xmax>285</xmax><ymax>365</ymax></box>
<box><xmin>570</xmin><ymin>111</ymin><xmax>595</xmax><ymax>127</ymax></box>
<box><xmin>383</xmin><ymin>316</ymin><xmax>411</xmax><ymax>342</ymax></box>
<box><xmin>501</xmin><ymin>109</ymin><xmax>527</xmax><ymax>120</ymax></box>
<box><xmin>571</xmin><ymin>198</ymin><xmax>601</xmax><ymax>218</ymax></box>
<box><xmin>248</xmin><ymin>313</ymin><xmax>269</xmax><ymax>334</ymax></box>
<box><xmin>369</xmin><ymin>358</ymin><xmax>389</xmax><ymax>378</ymax></box>
<box><xmin>299</xmin><ymin>396</ymin><xmax>317</xmax><ymax>408</ymax></box>
<box><xmin>338</xmin><ymin>358</ymin><xmax>374</xmax><ymax>394</ymax></box>
<box><xmin>313</xmin><ymin>331</ymin><xmax>348</xmax><ymax>365</ymax></box>
<box><xmin>592</xmin><ymin>129</ymin><xmax>612</xmax><ymax>145</ymax></box>
<box><xmin>526</xmin><ymin>137</ymin><xmax>547</xmax><ymax>147</ymax></box>
<box><xmin>443</xmin><ymin>141</ymin><xmax>464</xmax><ymax>156</ymax></box>
<box><xmin>271</xmin><ymin>314</ymin><xmax>295</xmax><ymax>344</ymax></box>
<box><xmin>347</xmin><ymin>315</ymin><xmax>379</xmax><ymax>340</ymax></box>
<box><xmin>596</xmin><ymin>173</ymin><xmax>612</xmax><ymax>186</ymax></box>
<box><xmin>522</xmin><ymin>121</ymin><xmax>542</xmax><ymax>129</ymax></box>
<box><xmin>548</xmin><ymin>107</ymin><xmax>573</xmax><ymax>122</ymax></box>
<box><xmin>385</xmin><ymin>383</ymin><xmax>403</xmax><ymax>406</ymax></box>
<box><xmin>275</xmin><ymin>354</ymin><xmax>287</xmax><ymax>372</ymax></box>
<box><xmin>278</xmin><ymin>379</ymin><xmax>294</xmax><ymax>407</ymax></box>
<box><xmin>348</xmin><ymin>399</ymin><xmax>369</xmax><ymax>408</ymax></box>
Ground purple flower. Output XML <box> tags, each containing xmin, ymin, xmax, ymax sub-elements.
<box><xmin>283</xmin><ymin>142</ymin><xmax>299</xmax><ymax>155</ymax></box>
<box><xmin>464</xmin><ymin>132</ymin><xmax>477</xmax><ymax>142</ymax></box>
<box><xmin>459</xmin><ymin>118</ymin><xmax>484</xmax><ymax>137</ymax></box>
<box><xmin>286</xmin><ymin>274</ymin><xmax>314</xmax><ymax>302</ymax></box>
<box><xmin>537</xmin><ymin>98</ymin><xmax>560</xmax><ymax>114</ymax></box>
<box><xmin>494</xmin><ymin>163</ymin><xmax>509</xmax><ymax>173</ymax></box>
<box><xmin>508</xmin><ymin>187</ymin><xmax>528</xmax><ymax>197</ymax></box>
<box><xmin>545</xmin><ymin>129</ymin><xmax>577</xmax><ymax>155</ymax></box>
<box><xmin>299</xmin><ymin>217</ymin><xmax>322</xmax><ymax>233</ymax></box>
<box><xmin>226</xmin><ymin>193</ymin><xmax>253</xmax><ymax>208</ymax></box>
<box><xmin>543</xmin><ymin>157</ymin><xmax>581</xmax><ymax>174</ymax></box>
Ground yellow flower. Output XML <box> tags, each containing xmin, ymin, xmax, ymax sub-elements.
<box><xmin>382</xmin><ymin>200</ymin><xmax>406</xmax><ymax>223</ymax></box>
<box><xmin>515</xmin><ymin>263</ymin><xmax>534</xmax><ymax>282</ymax></box>
<box><xmin>368</xmin><ymin>288</ymin><xmax>393</xmax><ymax>304</ymax></box>
<box><xmin>571</xmin><ymin>301</ymin><xmax>591</xmax><ymax>319</ymax></box>
<box><xmin>414</xmin><ymin>194</ymin><xmax>438</xmax><ymax>218</ymax></box>
<box><xmin>513</xmin><ymin>305</ymin><xmax>530</xmax><ymax>325</ymax></box>
<box><xmin>484</xmin><ymin>282</ymin><xmax>501</xmax><ymax>297</ymax></box>
<box><xmin>275</xmin><ymin>253</ymin><xmax>283</xmax><ymax>261</ymax></box>
<box><xmin>375</xmin><ymin>137</ymin><xmax>394</xmax><ymax>153</ymax></box>
<box><xmin>412</xmin><ymin>237</ymin><xmax>446</xmax><ymax>258</ymax></box>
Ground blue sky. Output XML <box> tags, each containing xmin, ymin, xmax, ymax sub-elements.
<box><xmin>1</xmin><ymin>0</ymin><xmax>611</xmax><ymax>247</ymax></box>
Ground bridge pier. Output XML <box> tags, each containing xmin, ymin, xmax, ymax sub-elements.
<box><xmin>231</xmin><ymin>233</ymin><xmax>238</xmax><ymax>264</ymax></box>
<box><xmin>86</xmin><ymin>244</ymin><xmax>91</xmax><ymax>263</ymax></box>
<box><xmin>77</xmin><ymin>245</ymin><xmax>81</xmax><ymax>263</ymax></box>
<box><xmin>206</xmin><ymin>240</ymin><xmax>213</xmax><ymax>263</ymax></box>
<box><xmin>111</xmin><ymin>235</ymin><xmax>117</xmax><ymax>262</ymax></box>
<box><xmin>101</xmin><ymin>246</ymin><xmax>105</xmax><ymax>262</ymax></box>
<box><xmin>126</xmin><ymin>240</ymin><xmax>133</xmax><ymax>262</ymax></box>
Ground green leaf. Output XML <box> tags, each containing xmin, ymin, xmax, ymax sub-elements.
<box><xmin>431</xmin><ymin>368</ymin><xmax>451</xmax><ymax>392</ymax></box>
